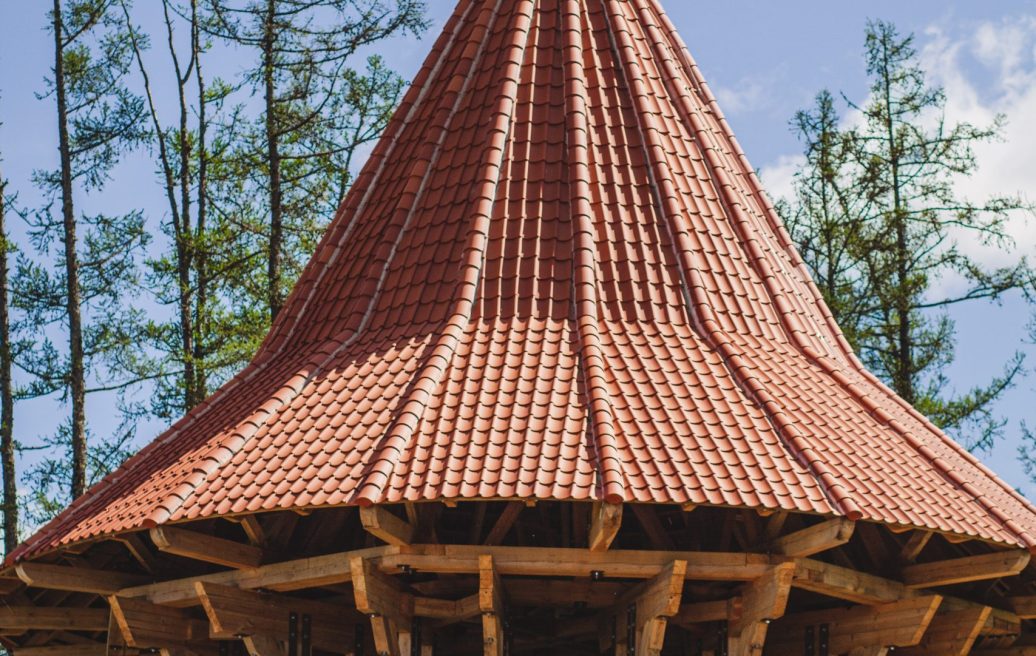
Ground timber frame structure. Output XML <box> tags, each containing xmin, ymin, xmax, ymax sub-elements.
<box><xmin>3</xmin><ymin>504</ymin><xmax>1036</xmax><ymax>654</ymax></box>
<box><xmin>6</xmin><ymin>0</ymin><xmax>1036</xmax><ymax>653</ymax></box>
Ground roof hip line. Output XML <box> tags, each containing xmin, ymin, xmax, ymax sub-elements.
<box><xmin>353</xmin><ymin>0</ymin><xmax>534</xmax><ymax>506</ymax></box>
<box><xmin>562</xmin><ymin>0</ymin><xmax>626</xmax><ymax>504</ymax></box>
<box><xmin>601</xmin><ymin>0</ymin><xmax>861</xmax><ymax>520</ymax></box>
<box><xmin>640</xmin><ymin>0</ymin><xmax>1036</xmax><ymax>549</ymax></box>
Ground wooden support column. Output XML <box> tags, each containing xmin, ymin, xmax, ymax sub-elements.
<box><xmin>768</xmin><ymin>518</ymin><xmax>854</xmax><ymax>557</ymax></box>
<box><xmin>150</xmin><ymin>526</ymin><xmax>263</xmax><ymax>569</ymax></box>
<box><xmin>350</xmin><ymin>557</ymin><xmax>414</xmax><ymax>656</ymax></box>
<box><xmin>728</xmin><ymin>563</ymin><xmax>794</xmax><ymax>656</ymax></box>
<box><xmin>602</xmin><ymin>560</ymin><xmax>686</xmax><ymax>656</ymax></box>
<box><xmin>589</xmin><ymin>502</ymin><xmax>622</xmax><ymax>552</ymax></box>
<box><xmin>897</xmin><ymin>606</ymin><xmax>991</xmax><ymax>656</ymax></box>
<box><xmin>360</xmin><ymin>506</ymin><xmax>415</xmax><ymax>546</ymax></box>
<box><xmin>479</xmin><ymin>555</ymin><xmax>505</xmax><ymax>656</ymax></box>
<box><xmin>766</xmin><ymin>595</ymin><xmax>943</xmax><ymax>653</ymax></box>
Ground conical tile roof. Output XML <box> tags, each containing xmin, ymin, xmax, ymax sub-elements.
<box><xmin>13</xmin><ymin>0</ymin><xmax>1036</xmax><ymax>560</ymax></box>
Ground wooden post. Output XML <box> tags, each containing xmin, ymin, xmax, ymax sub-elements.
<box><xmin>728</xmin><ymin>563</ymin><xmax>794</xmax><ymax>656</ymax></box>
<box><xmin>479</xmin><ymin>555</ymin><xmax>505</xmax><ymax>656</ymax></box>
<box><xmin>350</xmin><ymin>557</ymin><xmax>414</xmax><ymax>656</ymax></box>
<box><xmin>602</xmin><ymin>560</ymin><xmax>686</xmax><ymax>656</ymax></box>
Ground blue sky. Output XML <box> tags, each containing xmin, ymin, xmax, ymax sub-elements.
<box><xmin>1</xmin><ymin>0</ymin><xmax>1035</xmax><ymax>519</ymax></box>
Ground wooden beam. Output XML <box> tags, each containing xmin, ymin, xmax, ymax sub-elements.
<box><xmin>769</xmin><ymin>518</ymin><xmax>854</xmax><ymax>557</ymax></box>
<box><xmin>378</xmin><ymin>545</ymin><xmax>772</xmax><ymax>581</ymax></box>
<box><xmin>901</xmin><ymin>550</ymin><xmax>1030</xmax><ymax>588</ymax></box>
<box><xmin>0</xmin><ymin>607</ymin><xmax>109</xmax><ymax>632</ymax></box>
<box><xmin>897</xmin><ymin>606</ymin><xmax>992</xmax><ymax>656</ymax></box>
<box><xmin>239</xmin><ymin>516</ymin><xmax>266</xmax><ymax>547</ymax></box>
<box><xmin>120</xmin><ymin>545</ymin><xmax>396</xmax><ymax>606</ymax></box>
<box><xmin>242</xmin><ymin>635</ymin><xmax>286</xmax><ymax>656</ymax></box>
<box><xmin>114</xmin><ymin>533</ymin><xmax>157</xmax><ymax>573</ymax></box>
<box><xmin>605</xmin><ymin>560</ymin><xmax>686</xmax><ymax>656</ymax></box>
<box><xmin>729</xmin><ymin>564</ymin><xmax>794</xmax><ymax>656</ymax></box>
<box><xmin>589</xmin><ymin>502</ymin><xmax>622</xmax><ymax>552</ymax></box>
<box><xmin>483</xmin><ymin>502</ymin><xmax>523</xmax><ymax>546</ymax></box>
<box><xmin>900</xmin><ymin>530</ymin><xmax>934</xmax><ymax>563</ymax></box>
<box><xmin>670</xmin><ymin>598</ymin><xmax>741</xmax><ymax>627</ymax></box>
<box><xmin>16</xmin><ymin>563</ymin><xmax>149</xmax><ymax>595</ymax></box>
<box><xmin>351</xmin><ymin>557</ymin><xmax>414</xmax><ymax>656</ymax></box>
<box><xmin>1009</xmin><ymin>596</ymin><xmax>1036</xmax><ymax>619</ymax></box>
<box><xmin>107</xmin><ymin>596</ymin><xmax>207</xmax><ymax>648</ymax></box>
<box><xmin>767</xmin><ymin>595</ymin><xmax>943</xmax><ymax>653</ymax></box>
<box><xmin>150</xmin><ymin>526</ymin><xmax>263</xmax><ymax>569</ymax></box>
<box><xmin>479</xmin><ymin>555</ymin><xmax>505</xmax><ymax>656</ymax></box>
<box><xmin>360</xmin><ymin>506</ymin><xmax>415</xmax><ymax>547</ymax></box>
<box><xmin>14</xmin><ymin>644</ymin><xmax>108</xmax><ymax>656</ymax></box>
<box><xmin>413</xmin><ymin>594</ymin><xmax>480</xmax><ymax>621</ymax></box>
<box><xmin>196</xmin><ymin>582</ymin><xmax>359</xmax><ymax>651</ymax></box>
<box><xmin>794</xmin><ymin>558</ymin><xmax>905</xmax><ymax>604</ymax></box>
<box><xmin>504</xmin><ymin>579</ymin><xmax>627</xmax><ymax>608</ymax></box>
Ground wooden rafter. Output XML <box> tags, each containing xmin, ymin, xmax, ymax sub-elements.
<box><xmin>150</xmin><ymin>526</ymin><xmax>263</xmax><ymax>569</ymax></box>
<box><xmin>113</xmin><ymin>533</ymin><xmax>157</xmax><ymax>573</ymax></box>
<box><xmin>589</xmin><ymin>502</ymin><xmax>622</xmax><ymax>552</ymax></box>
<box><xmin>483</xmin><ymin>502</ymin><xmax>523</xmax><ymax>546</ymax></box>
<box><xmin>769</xmin><ymin>518</ymin><xmax>855</xmax><ymax>557</ymax></box>
<box><xmin>360</xmin><ymin>506</ymin><xmax>415</xmax><ymax>547</ymax></box>
<box><xmin>629</xmin><ymin>505</ymin><xmax>676</xmax><ymax>551</ymax></box>
<box><xmin>0</xmin><ymin>607</ymin><xmax>109</xmax><ymax>633</ymax></box>
<box><xmin>195</xmin><ymin>582</ymin><xmax>359</xmax><ymax>651</ymax></box>
<box><xmin>902</xmin><ymin>550</ymin><xmax>1030</xmax><ymax>588</ymax></box>
<box><xmin>729</xmin><ymin>563</ymin><xmax>795</xmax><ymax>656</ymax></box>
<box><xmin>16</xmin><ymin>563</ymin><xmax>149</xmax><ymax>595</ymax></box>
<box><xmin>767</xmin><ymin>595</ymin><xmax>943</xmax><ymax>653</ymax></box>
<box><xmin>900</xmin><ymin>530</ymin><xmax>934</xmax><ymax>563</ymax></box>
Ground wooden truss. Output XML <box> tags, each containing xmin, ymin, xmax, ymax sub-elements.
<box><xmin>3</xmin><ymin>504</ymin><xmax>1035</xmax><ymax>655</ymax></box>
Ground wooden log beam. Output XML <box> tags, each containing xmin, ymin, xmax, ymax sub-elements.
<box><xmin>729</xmin><ymin>564</ymin><xmax>794</xmax><ymax>656</ymax></box>
<box><xmin>120</xmin><ymin>545</ymin><xmax>396</xmax><ymax>606</ymax></box>
<box><xmin>897</xmin><ymin>606</ymin><xmax>992</xmax><ymax>656</ymax></box>
<box><xmin>605</xmin><ymin>560</ymin><xmax>686</xmax><ymax>656</ymax></box>
<box><xmin>901</xmin><ymin>550</ymin><xmax>1030</xmax><ymax>588</ymax></box>
<box><xmin>107</xmin><ymin>596</ymin><xmax>207</xmax><ymax>649</ymax></box>
<box><xmin>413</xmin><ymin>594</ymin><xmax>480</xmax><ymax>621</ymax></box>
<box><xmin>769</xmin><ymin>518</ymin><xmax>854</xmax><ymax>557</ymax></box>
<box><xmin>379</xmin><ymin>545</ymin><xmax>771</xmax><ymax>580</ymax></box>
<box><xmin>0</xmin><ymin>607</ymin><xmax>109</xmax><ymax>632</ymax></box>
<box><xmin>670</xmin><ymin>598</ymin><xmax>742</xmax><ymax>628</ymax></box>
<box><xmin>1009</xmin><ymin>596</ymin><xmax>1036</xmax><ymax>619</ymax></box>
<box><xmin>14</xmin><ymin>644</ymin><xmax>109</xmax><ymax>656</ymax></box>
<box><xmin>350</xmin><ymin>557</ymin><xmax>414</xmax><ymax>656</ymax></box>
<box><xmin>794</xmin><ymin>558</ymin><xmax>905</xmax><ymax>604</ymax></box>
<box><xmin>900</xmin><ymin>530</ymin><xmax>934</xmax><ymax>563</ymax></box>
<box><xmin>479</xmin><ymin>555</ymin><xmax>505</xmax><ymax>656</ymax></box>
<box><xmin>150</xmin><ymin>527</ymin><xmax>263</xmax><ymax>569</ymax></box>
<box><xmin>16</xmin><ymin>563</ymin><xmax>149</xmax><ymax>595</ymax></box>
<box><xmin>589</xmin><ymin>502</ymin><xmax>622</xmax><ymax>552</ymax></box>
<box><xmin>767</xmin><ymin>595</ymin><xmax>943</xmax><ymax>653</ymax></box>
<box><xmin>195</xmin><ymin>582</ymin><xmax>359</xmax><ymax>651</ymax></box>
<box><xmin>360</xmin><ymin>506</ymin><xmax>415</xmax><ymax>547</ymax></box>
<box><xmin>113</xmin><ymin>533</ymin><xmax>157</xmax><ymax>573</ymax></box>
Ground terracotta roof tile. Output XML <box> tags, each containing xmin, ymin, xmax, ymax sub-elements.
<box><xmin>12</xmin><ymin>0</ymin><xmax>1036</xmax><ymax>561</ymax></box>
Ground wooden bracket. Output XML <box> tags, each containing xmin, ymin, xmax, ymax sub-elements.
<box><xmin>360</xmin><ymin>506</ymin><xmax>415</xmax><ymax>547</ymax></box>
<box><xmin>896</xmin><ymin>605</ymin><xmax>991</xmax><ymax>656</ymax></box>
<box><xmin>150</xmin><ymin>526</ymin><xmax>263</xmax><ymax>569</ymax></box>
<box><xmin>769</xmin><ymin>519</ymin><xmax>854</xmax><ymax>557</ymax></box>
<box><xmin>588</xmin><ymin>502</ymin><xmax>622</xmax><ymax>552</ymax></box>
<box><xmin>350</xmin><ymin>557</ymin><xmax>415</xmax><ymax>656</ymax></box>
<box><xmin>603</xmin><ymin>559</ymin><xmax>686</xmax><ymax>656</ymax></box>
<box><xmin>108</xmin><ymin>595</ymin><xmax>208</xmax><ymax>650</ymax></box>
<box><xmin>729</xmin><ymin>563</ymin><xmax>795</xmax><ymax>656</ymax></box>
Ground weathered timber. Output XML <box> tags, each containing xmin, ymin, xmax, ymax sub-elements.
<box><xmin>901</xmin><ymin>550</ymin><xmax>1030</xmax><ymax>588</ymax></box>
<box><xmin>897</xmin><ymin>606</ymin><xmax>992</xmax><ymax>656</ymax></box>
<box><xmin>603</xmin><ymin>560</ymin><xmax>686</xmax><ymax>656</ymax></box>
<box><xmin>479</xmin><ymin>555</ymin><xmax>504</xmax><ymax>656</ymax></box>
<box><xmin>769</xmin><ymin>518</ymin><xmax>854</xmax><ymax>557</ymax></box>
<box><xmin>729</xmin><ymin>563</ymin><xmax>794</xmax><ymax>656</ymax></box>
<box><xmin>483</xmin><ymin>502</ymin><xmax>523</xmax><ymax>546</ymax></box>
<box><xmin>767</xmin><ymin>595</ymin><xmax>943</xmax><ymax>653</ymax></box>
<box><xmin>107</xmin><ymin>596</ymin><xmax>207</xmax><ymax>648</ymax></box>
<box><xmin>16</xmin><ymin>563</ymin><xmax>149</xmax><ymax>595</ymax></box>
<box><xmin>0</xmin><ymin>607</ymin><xmax>108</xmax><ymax>632</ymax></box>
<box><xmin>360</xmin><ymin>506</ymin><xmax>415</xmax><ymax>547</ymax></box>
<box><xmin>351</xmin><ymin>557</ymin><xmax>414</xmax><ymax>656</ymax></box>
<box><xmin>589</xmin><ymin>502</ymin><xmax>622</xmax><ymax>552</ymax></box>
<box><xmin>150</xmin><ymin>527</ymin><xmax>263</xmax><ymax>569</ymax></box>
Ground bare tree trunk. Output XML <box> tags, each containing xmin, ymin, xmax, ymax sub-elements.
<box><xmin>192</xmin><ymin>0</ymin><xmax>209</xmax><ymax>403</ymax></box>
<box><xmin>52</xmin><ymin>0</ymin><xmax>87</xmax><ymax>499</ymax></box>
<box><xmin>263</xmin><ymin>0</ymin><xmax>284</xmax><ymax>320</ymax></box>
<box><xmin>0</xmin><ymin>170</ymin><xmax>18</xmax><ymax>552</ymax></box>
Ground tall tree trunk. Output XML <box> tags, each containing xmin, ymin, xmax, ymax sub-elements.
<box><xmin>192</xmin><ymin>0</ymin><xmax>209</xmax><ymax>404</ymax></box>
<box><xmin>263</xmin><ymin>0</ymin><xmax>284</xmax><ymax>320</ymax></box>
<box><xmin>52</xmin><ymin>0</ymin><xmax>87</xmax><ymax>498</ymax></box>
<box><xmin>0</xmin><ymin>170</ymin><xmax>18</xmax><ymax>552</ymax></box>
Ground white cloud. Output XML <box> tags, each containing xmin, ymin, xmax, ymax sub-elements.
<box><xmin>759</xmin><ymin>153</ymin><xmax>804</xmax><ymax>204</ymax></box>
<box><xmin>712</xmin><ymin>76</ymin><xmax>773</xmax><ymax>115</ymax></box>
